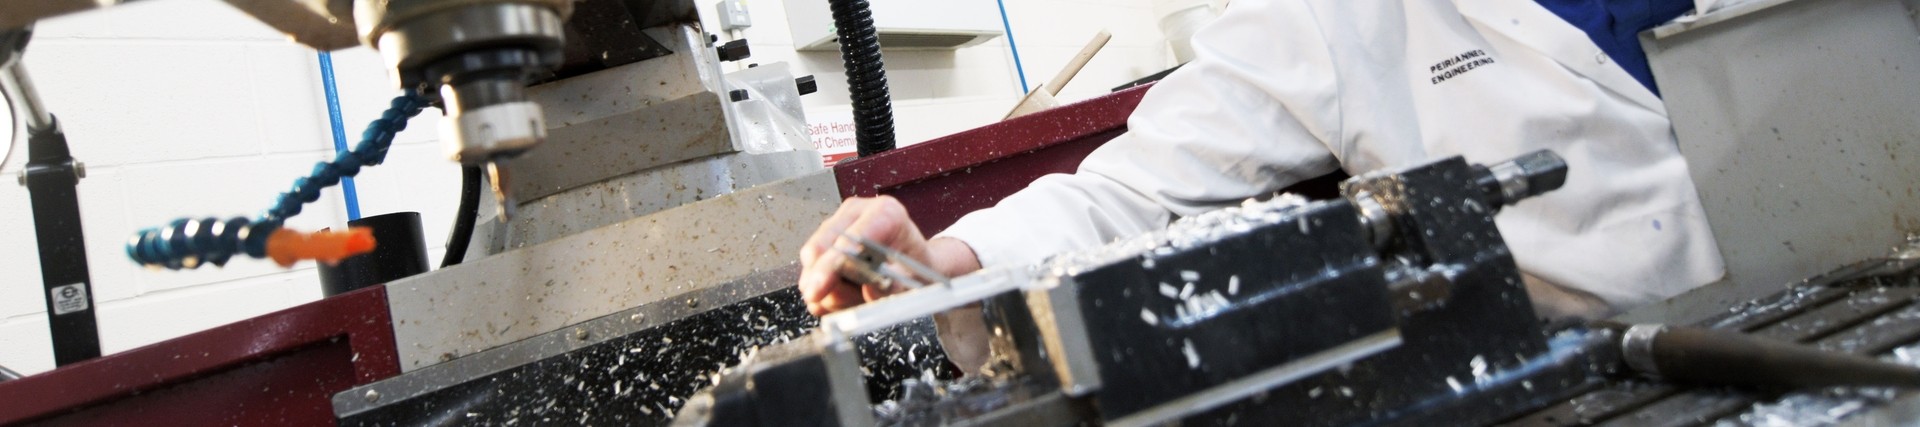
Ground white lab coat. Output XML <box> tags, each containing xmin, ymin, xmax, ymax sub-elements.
<box><xmin>937</xmin><ymin>0</ymin><xmax>1727</xmax><ymax>319</ymax></box>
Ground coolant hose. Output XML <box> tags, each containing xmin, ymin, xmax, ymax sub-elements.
<box><xmin>828</xmin><ymin>0</ymin><xmax>897</xmax><ymax>156</ymax></box>
<box><xmin>441</xmin><ymin>165</ymin><xmax>482</xmax><ymax>268</ymax></box>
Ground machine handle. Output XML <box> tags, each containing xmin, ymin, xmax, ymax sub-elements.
<box><xmin>1613</xmin><ymin>322</ymin><xmax>1920</xmax><ymax>389</ymax></box>
<box><xmin>1478</xmin><ymin>149</ymin><xmax>1568</xmax><ymax>208</ymax></box>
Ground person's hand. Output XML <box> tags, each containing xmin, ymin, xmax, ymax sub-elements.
<box><xmin>797</xmin><ymin>196</ymin><xmax>981</xmax><ymax>316</ymax></box>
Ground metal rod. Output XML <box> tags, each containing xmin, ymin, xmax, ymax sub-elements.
<box><xmin>2</xmin><ymin>63</ymin><xmax>53</xmax><ymax>132</ymax></box>
<box><xmin>1613</xmin><ymin>323</ymin><xmax>1920</xmax><ymax>389</ymax></box>
<box><xmin>3</xmin><ymin>68</ymin><xmax>17</xmax><ymax>170</ymax></box>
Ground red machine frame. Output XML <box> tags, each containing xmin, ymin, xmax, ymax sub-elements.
<box><xmin>0</xmin><ymin>287</ymin><xmax>399</xmax><ymax>425</ymax></box>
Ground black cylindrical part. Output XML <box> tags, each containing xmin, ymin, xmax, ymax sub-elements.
<box><xmin>1475</xmin><ymin>149</ymin><xmax>1569</xmax><ymax>209</ymax></box>
<box><xmin>1631</xmin><ymin>324</ymin><xmax>1920</xmax><ymax>389</ymax></box>
<box><xmin>828</xmin><ymin>0</ymin><xmax>897</xmax><ymax>156</ymax></box>
<box><xmin>319</xmin><ymin>212</ymin><xmax>430</xmax><ymax>296</ymax></box>
<box><xmin>1512</xmin><ymin>150</ymin><xmax>1569</xmax><ymax>195</ymax></box>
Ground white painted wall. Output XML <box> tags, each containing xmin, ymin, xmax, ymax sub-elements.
<box><xmin>0</xmin><ymin>0</ymin><xmax>1175</xmax><ymax>376</ymax></box>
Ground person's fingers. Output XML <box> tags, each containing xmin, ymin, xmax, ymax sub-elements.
<box><xmin>841</xmin><ymin>197</ymin><xmax>917</xmax><ymax>257</ymax></box>
<box><xmin>810</xmin><ymin>247</ymin><xmax>866</xmax><ymax>315</ymax></box>
<box><xmin>800</xmin><ymin>198</ymin><xmax>871</xmax><ymax>267</ymax></box>
<box><xmin>817</xmin><ymin>285</ymin><xmax>865</xmax><ymax>314</ymax></box>
<box><xmin>799</xmin><ymin>244</ymin><xmax>851</xmax><ymax>306</ymax></box>
<box><xmin>801</xmin><ymin>199</ymin><xmax>873</xmax><ymax>317</ymax></box>
<box><xmin>861</xmin><ymin>283</ymin><xmax>888</xmax><ymax>303</ymax></box>
<box><xmin>809</xmin><ymin>283</ymin><xmax>865</xmax><ymax>316</ymax></box>
<box><xmin>797</xmin><ymin>196</ymin><xmax>937</xmax><ymax>317</ymax></box>
<box><xmin>842</xmin><ymin>198</ymin><xmax>932</xmax><ymax>299</ymax></box>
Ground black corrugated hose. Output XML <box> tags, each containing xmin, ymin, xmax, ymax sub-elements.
<box><xmin>829</xmin><ymin>0</ymin><xmax>896</xmax><ymax>156</ymax></box>
<box><xmin>440</xmin><ymin>165</ymin><xmax>482</xmax><ymax>268</ymax></box>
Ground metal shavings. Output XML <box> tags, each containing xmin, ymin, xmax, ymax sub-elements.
<box><xmin>872</xmin><ymin>374</ymin><xmax>1040</xmax><ymax>427</ymax></box>
<box><xmin>1171</xmin><ymin>290</ymin><xmax>1233</xmax><ymax>325</ymax></box>
<box><xmin>1470</xmin><ymin>355</ymin><xmax>1490</xmax><ymax>385</ymax></box>
<box><xmin>1042</xmin><ymin>194</ymin><xmax>1312</xmax><ymax>276</ymax></box>
<box><xmin>1714</xmin><ymin>339</ymin><xmax>1920</xmax><ymax>426</ymax></box>
<box><xmin>1182</xmin><ymin>339</ymin><xmax>1201</xmax><ymax>369</ymax></box>
<box><xmin>1727</xmin><ymin>388</ymin><xmax>1886</xmax><ymax>426</ymax></box>
<box><xmin>352</xmin><ymin>287</ymin><xmax>839</xmax><ymax>425</ymax></box>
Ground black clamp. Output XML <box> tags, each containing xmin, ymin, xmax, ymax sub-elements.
<box><xmin>716</xmin><ymin>39</ymin><xmax>751</xmax><ymax>62</ymax></box>
<box><xmin>18</xmin><ymin>123</ymin><xmax>85</xmax><ymax>187</ymax></box>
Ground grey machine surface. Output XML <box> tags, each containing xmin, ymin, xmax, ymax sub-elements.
<box><xmin>1623</xmin><ymin>0</ymin><xmax>1920</xmax><ymax>325</ymax></box>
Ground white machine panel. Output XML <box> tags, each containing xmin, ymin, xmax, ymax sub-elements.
<box><xmin>784</xmin><ymin>0</ymin><xmax>1005</xmax><ymax>50</ymax></box>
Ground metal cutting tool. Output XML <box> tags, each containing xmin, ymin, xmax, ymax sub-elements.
<box><xmin>835</xmin><ymin>231</ymin><xmax>951</xmax><ymax>292</ymax></box>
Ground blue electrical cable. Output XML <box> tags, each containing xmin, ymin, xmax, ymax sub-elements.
<box><xmin>995</xmin><ymin>0</ymin><xmax>1030</xmax><ymax>94</ymax></box>
<box><xmin>126</xmin><ymin>90</ymin><xmax>428</xmax><ymax>270</ymax></box>
<box><xmin>317</xmin><ymin>52</ymin><xmax>361</xmax><ymax>221</ymax></box>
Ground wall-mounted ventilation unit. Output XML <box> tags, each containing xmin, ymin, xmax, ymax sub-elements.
<box><xmin>785</xmin><ymin>0</ymin><xmax>1005</xmax><ymax>51</ymax></box>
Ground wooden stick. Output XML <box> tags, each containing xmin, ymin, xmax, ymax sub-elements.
<box><xmin>1044</xmin><ymin>29</ymin><xmax>1113</xmax><ymax>95</ymax></box>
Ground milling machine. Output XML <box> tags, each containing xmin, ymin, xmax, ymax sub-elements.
<box><xmin>7</xmin><ymin>0</ymin><xmax>1920</xmax><ymax>425</ymax></box>
<box><xmin>3</xmin><ymin>0</ymin><xmax>850</xmax><ymax>364</ymax></box>
<box><xmin>0</xmin><ymin>0</ymin><xmax>918</xmax><ymax>423</ymax></box>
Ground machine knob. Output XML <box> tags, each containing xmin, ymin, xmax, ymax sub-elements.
<box><xmin>1480</xmin><ymin>150</ymin><xmax>1568</xmax><ymax>207</ymax></box>
<box><xmin>717</xmin><ymin>39</ymin><xmax>751</xmax><ymax>62</ymax></box>
<box><xmin>795</xmin><ymin>75</ymin><xmax>818</xmax><ymax>95</ymax></box>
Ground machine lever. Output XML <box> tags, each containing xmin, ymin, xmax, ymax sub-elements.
<box><xmin>1603</xmin><ymin>321</ymin><xmax>1920</xmax><ymax>389</ymax></box>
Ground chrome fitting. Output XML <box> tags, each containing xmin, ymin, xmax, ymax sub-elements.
<box><xmin>1621</xmin><ymin>324</ymin><xmax>1666</xmax><ymax>378</ymax></box>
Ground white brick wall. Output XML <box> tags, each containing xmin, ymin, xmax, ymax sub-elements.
<box><xmin>0</xmin><ymin>0</ymin><xmax>1174</xmax><ymax>376</ymax></box>
<box><xmin>0</xmin><ymin>0</ymin><xmax>452</xmax><ymax>376</ymax></box>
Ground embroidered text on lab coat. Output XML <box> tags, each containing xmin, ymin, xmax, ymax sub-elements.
<box><xmin>1429</xmin><ymin>49</ymin><xmax>1496</xmax><ymax>85</ymax></box>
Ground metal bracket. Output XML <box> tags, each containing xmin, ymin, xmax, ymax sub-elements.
<box><xmin>4</xmin><ymin>63</ymin><xmax>101</xmax><ymax>366</ymax></box>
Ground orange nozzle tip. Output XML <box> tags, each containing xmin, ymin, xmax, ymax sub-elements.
<box><xmin>265</xmin><ymin>228</ymin><xmax>380</xmax><ymax>267</ymax></box>
<box><xmin>343</xmin><ymin>227</ymin><xmax>377</xmax><ymax>253</ymax></box>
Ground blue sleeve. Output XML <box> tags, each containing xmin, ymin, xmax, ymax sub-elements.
<box><xmin>1533</xmin><ymin>0</ymin><xmax>1694</xmax><ymax>95</ymax></box>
